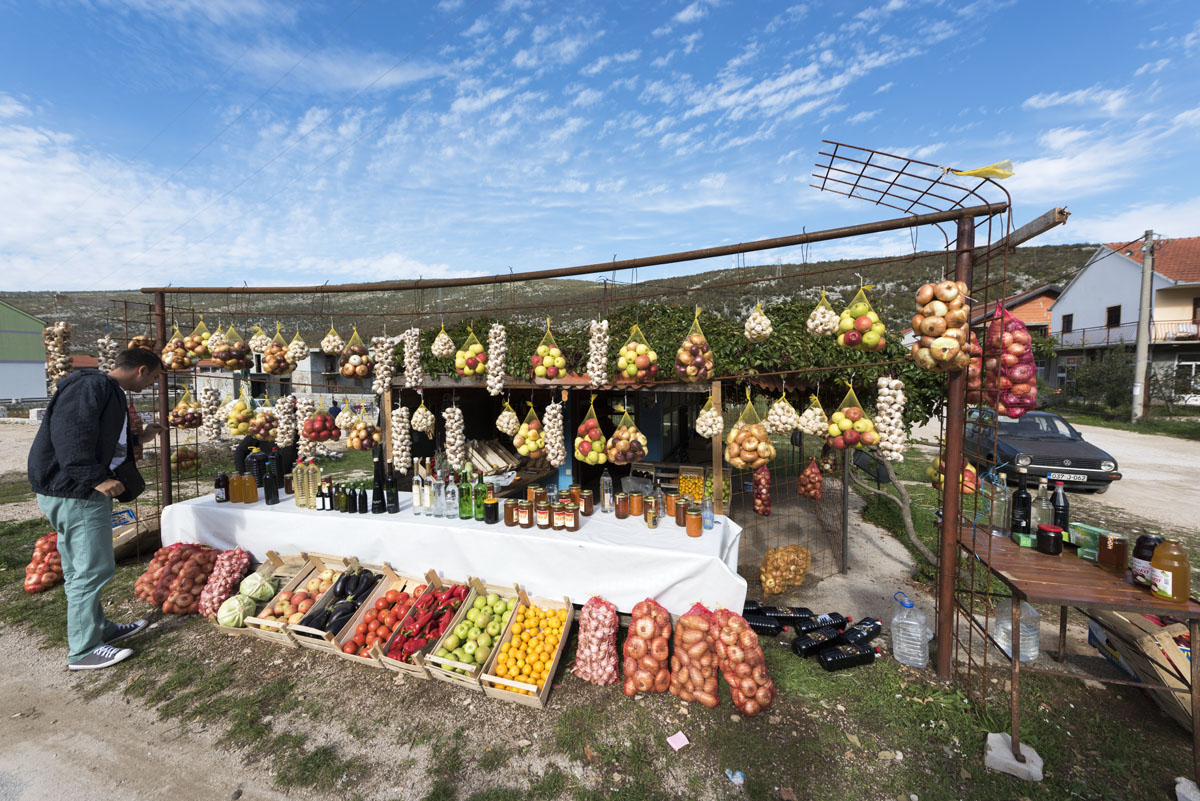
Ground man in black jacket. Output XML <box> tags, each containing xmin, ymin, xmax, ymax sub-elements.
<box><xmin>28</xmin><ymin>348</ymin><xmax>164</xmax><ymax>670</ymax></box>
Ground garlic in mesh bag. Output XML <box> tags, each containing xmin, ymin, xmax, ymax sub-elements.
<box><xmin>875</xmin><ymin>377</ymin><xmax>907</xmax><ymax>462</ymax></box>
<box><xmin>411</xmin><ymin>401</ymin><xmax>435</xmax><ymax>438</ymax></box>
<box><xmin>400</xmin><ymin>328</ymin><xmax>423</xmax><ymax>388</ymax></box>
<box><xmin>764</xmin><ymin>394</ymin><xmax>801</xmax><ymax>435</ymax></box>
<box><xmin>443</xmin><ymin>405</ymin><xmax>466</xmax><ymax>470</ymax></box>
<box><xmin>587</xmin><ymin>318</ymin><xmax>609</xmax><ymax>388</ymax></box>
<box><xmin>797</xmin><ymin>395</ymin><xmax>829</xmax><ymax>436</ymax></box>
<box><xmin>496</xmin><ymin>401</ymin><xmax>519</xmax><ymax>437</ymax></box>
<box><xmin>371</xmin><ymin>335</ymin><xmax>395</xmax><ymax>395</ymax></box>
<box><xmin>295</xmin><ymin>397</ymin><xmax>316</xmax><ymax>459</ymax></box>
<box><xmin>248</xmin><ymin>325</ymin><xmax>271</xmax><ymax>355</ymax></box>
<box><xmin>486</xmin><ymin>322</ymin><xmax>507</xmax><ymax>396</ymax></box>
<box><xmin>391</xmin><ymin>404</ymin><xmax>412</xmax><ymax>473</ymax></box>
<box><xmin>695</xmin><ymin>396</ymin><xmax>723</xmax><ymax>439</ymax></box>
<box><xmin>199</xmin><ymin>387</ymin><xmax>224</xmax><ymax>440</ymax></box>
<box><xmin>286</xmin><ymin>331</ymin><xmax>308</xmax><ymax>365</ymax></box>
<box><xmin>806</xmin><ymin>291</ymin><xmax>839</xmax><ymax>336</ymax></box>
<box><xmin>97</xmin><ymin>333</ymin><xmax>119</xmax><ymax>372</ymax></box>
<box><xmin>431</xmin><ymin>325</ymin><xmax>455</xmax><ymax>359</ymax></box>
<box><xmin>744</xmin><ymin>303</ymin><xmax>773</xmax><ymax>343</ymax></box>
<box><xmin>334</xmin><ymin>399</ymin><xmax>356</xmax><ymax>431</ymax></box>
<box><xmin>275</xmin><ymin>395</ymin><xmax>298</xmax><ymax>449</ymax></box>
<box><xmin>320</xmin><ymin>325</ymin><xmax>344</xmax><ymax>355</ymax></box>
<box><xmin>544</xmin><ymin>401</ymin><xmax>566</xmax><ymax>467</ymax></box>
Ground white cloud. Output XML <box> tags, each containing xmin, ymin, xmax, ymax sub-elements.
<box><xmin>1037</xmin><ymin>195</ymin><xmax>1200</xmax><ymax>246</ymax></box>
<box><xmin>0</xmin><ymin>94</ymin><xmax>29</xmax><ymax>119</ymax></box>
<box><xmin>765</xmin><ymin>5</ymin><xmax>807</xmax><ymax>34</ymax></box>
<box><xmin>580</xmin><ymin>49</ymin><xmax>640</xmax><ymax>76</ymax></box>
<box><xmin>572</xmin><ymin>88</ymin><xmax>603</xmax><ymax>107</ymax></box>
<box><xmin>652</xmin><ymin>51</ymin><xmax>676</xmax><ymax>68</ymax></box>
<box><xmin>513</xmin><ymin>34</ymin><xmax>592</xmax><ymax>69</ymax></box>
<box><xmin>682</xmin><ymin>32</ymin><xmax>703</xmax><ymax>55</ymax></box>
<box><xmin>1022</xmin><ymin>84</ymin><xmax>1130</xmax><ymax>116</ymax></box>
<box><xmin>1135</xmin><ymin>58</ymin><xmax>1170</xmax><ymax>76</ymax></box>
<box><xmin>463</xmin><ymin>16</ymin><xmax>488</xmax><ymax>36</ymax></box>
<box><xmin>1173</xmin><ymin>106</ymin><xmax>1200</xmax><ymax>127</ymax></box>
<box><xmin>846</xmin><ymin>109</ymin><xmax>879</xmax><ymax>124</ymax></box>
<box><xmin>874</xmin><ymin>81</ymin><xmax>894</xmax><ymax>94</ymax></box>
<box><xmin>232</xmin><ymin>40</ymin><xmax>444</xmax><ymax>93</ymax></box>
<box><xmin>856</xmin><ymin>0</ymin><xmax>906</xmax><ymax>22</ymax></box>
<box><xmin>92</xmin><ymin>0</ymin><xmax>290</xmax><ymax>25</ymax></box>
<box><xmin>674</xmin><ymin>0</ymin><xmax>717</xmax><ymax>24</ymax></box>
<box><xmin>438</xmin><ymin>0</ymin><xmax>466</xmax><ymax>10</ymax></box>
<box><xmin>449</xmin><ymin>86</ymin><xmax>515</xmax><ymax>114</ymax></box>
<box><xmin>1006</xmin><ymin>130</ymin><xmax>1147</xmax><ymax>202</ymax></box>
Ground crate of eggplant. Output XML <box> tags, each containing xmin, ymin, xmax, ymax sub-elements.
<box><xmin>245</xmin><ymin>552</ymin><xmax>350</xmax><ymax>647</ymax></box>
<box><xmin>287</xmin><ymin>557</ymin><xmax>385</xmax><ymax>654</ymax></box>
<box><xmin>330</xmin><ymin>564</ymin><xmax>427</xmax><ymax>667</ymax></box>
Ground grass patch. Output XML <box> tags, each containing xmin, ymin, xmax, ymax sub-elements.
<box><xmin>275</xmin><ymin>742</ymin><xmax>367</xmax><ymax>790</ymax></box>
<box><xmin>1059</xmin><ymin>410</ymin><xmax>1200</xmax><ymax>441</ymax></box>
<box><xmin>552</xmin><ymin>703</ymin><xmax>602</xmax><ymax>761</ymax></box>
<box><xmin>0</xmin><ymin>472</ymin><xmax>32</xmax><ymax>505</ymax></box>
<box><xmin>477</xmin><ymin>745</ymin><xmax>511</xmax><ymax>772</ymax></box>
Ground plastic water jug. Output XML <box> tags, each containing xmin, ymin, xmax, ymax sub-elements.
<box><xmin>992</xmin><ymin>600</ymin><xmax>1040</xmax><ymax>662</ymax></box>
<box><xmin>891</xmin><ymin>591</ymin><xmax>931</xmax><ymax>668</ymax></box>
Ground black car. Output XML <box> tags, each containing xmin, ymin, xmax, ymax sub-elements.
<box><xmin>963</xmin><ymin>409</ymin><xmax>1122</xmax><ymax>493</ymax></box>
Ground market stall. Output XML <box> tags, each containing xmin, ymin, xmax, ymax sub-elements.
<box><xmin>161</xmin><ymin>493</ymin><xmax>745</xmax><ymax>615</ymax></box>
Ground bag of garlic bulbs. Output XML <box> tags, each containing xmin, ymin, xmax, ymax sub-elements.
<box><xmin>806</xmin><ymin>290</ymin><xmax>839</xmax><ymax>336</ymax></box>
<box><xmin>320</xmin><ymin>325</ymin><xmax>344</xmax><ymax>355</ymax></box>
<box><xmin>411</xmin><ymin>401</ymin><xmax>435</xmax><ymax>438</ymax></box>
<box><xmin>287</xmin><ymin>331</ymin><xmax>308</xmax><ymax>367</ymax></box>
<box><xmin>495</xmin><ymin>401</ymin><xmax>519</xmax><ymax>437</ymax></box>
<box><xmin>694</xmin><ymin>396</ymin><xmax>723</xmax><ymax>439</ymax></box>
<box><xmin>587</xmin><ymin>319</ymin><xmax>609</xmax><ymax>388</ymax></box>
<box><xmin>443</xmin><ymin>405</ymin><xmax>466</xmax><ymax>470</ymax></box>
<box><xmin>199</xmin><ymin>387</ymin><xmax>224</xmax><ymax>441</ymax></box>
<box><xmin>334</xmin><ymin>399</ymin><xmax>357</xmax><ymax>431</ymax></box>
<box><xmin>764</xmin><ymin>394</ymin><xmax>801</xmax><ymax>436</ymax></box>
<box><xmin>543</xmin><ymin>401</ymin><xmax>566</xmax><ymax>467</ymax></box>
<box><xmin>486</xmin><ymin>323</ymin><xmax>507</xmax><ymax>396</ymax></box>
<box><xmin>797</xmin><ymin>395</ymin><xmax>829</xmax><ymax>436</ymax></box>
<box><xmin>97</xmin><ymin>333</ymin><xmax>119</xmax><ymax>372</ymax></box>
<box><xmin>247</xmin><ymin>325</ymin><xmax>271</xmax><ymax>355</ymax></box>
<box><xmin>744</xmin><ymin>303</ymin><xmax>773</xmax><ymax>342</ymax></box>
<box><xmin>295</xmin><ymin>397</ymin><xmax>316</xmax><ymax>459</ymax></box>
<box><xmin>400</xmin><ymin>328</ymin><xmax>422</xmax><ymax>388</ymax></box>
<box><xmin>274</xmin><ymin>395</ymin><xmax>298</xmax><ymax>448</ymax></box>
<box><xmin>431</xmin><ymin>324</ymin><xmax>455</xmax><ymax>359</ymax></box>
<box><xmin>391</xmin><ymin>405</ymin><xmax>411</xmax><ymax>472</ymax></box>
<box><xmin>874</xmin><ymin>377</ymin><xmax>907</xmax><ymax>462</ymax></box>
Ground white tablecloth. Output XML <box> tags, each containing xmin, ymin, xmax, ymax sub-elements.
<box><xmin>161</xmin><ymin>493</ymin><xmax>745</xmax><ymax>615</ymax></box>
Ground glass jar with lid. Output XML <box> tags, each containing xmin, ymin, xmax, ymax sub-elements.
<box><xmin>686</xmin><ymin>507</ymin><xmax>703</xmax><ymax>537</ymax></box>
<box><xmin>579</xmin><ymin>489</ymin><xmax>594</xmax><ymax>516</ymax></box>
<box><xmin>565</xmin><ymin>502</ymin><xmax>580</xmax><ymax>532</ymax></box>
<box><xmin>615</xmin><ymin>492</ymin><xmax>630</xmax><ymax>520</ymax></box>
<box><xmin>503</xmin><ymin>498</ymin><xmax>518</xmax><ymax>527</ymax></box>
<box><xmin>535</xmin><ymin>501</ymin><xmax>551</xmax><ymax>529</ymax></box>
<box><xmin>518</xmin><ymin>500</ymin><xmax>533</xmax><ymax>528</ymax></box>
<box><xmin>629</xmin><ymin>492</ymin><xmax>644</xmax><ymax>517</ymax></box>
<box><xmin>552</xmin><ymin>502</ymin><xmax>565</xmax><ymax>530</ymax></box>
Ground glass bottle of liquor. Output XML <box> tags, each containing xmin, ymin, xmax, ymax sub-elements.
<box><xmin>385</xmin><ymin>466</ymin><xmax>399</xmax><ymax>514</ymax></box>
<box><xmin>473</xmin><ymin>471</ymin><xmax>488</xmax><ymax>521</ymax></box>
<box><xmin>432</xmin><ymin>470</ymin><xmax>445</xmax><ymax>518</ymax></box>
<box><xmin>441</xmin><ymin>471</ymin><xmax>456</xmax><ymax>519</ymax></box>
<box><xmin>422</xmin><ymin>462</ymin><xmax>434</xmax><ymax>515</ymax></box>
<box><xmin>989</xmin><ymin>472</ymin><xmax>1011</xmax><ymax>538</ymax></box>
<box><xmin>1051</xmin><ymin>481</ymin><xmax>1070</xmax><ymax>531</ymax></box>
<box><xmin>338</xmin><ymin>484</ymin><xmax>349</xmax><ymax>513</ymax></box>
<box><xmin>1010</xmin><ymin>472</ymin><xmax>1032</xmax><ymax>547</ymax></box>
<box><xmin>356</xmin><ymin>484</ymin><xmax>368</xmax><ymax>514</ymax></box>
<box><xmin>263</xmin><ymin>466</ymin><xmax>280</xmax><ymax>506</ymax></box>
<box><xmin>371</xmin><ymin>447</ymin><xmax>386</xmax><ymax>514</ymax></box>
<box><xmin>458</xmin><ymin>470</ymin><xmax>473</xmax><ymax>519</ymax></box>
<box><xmin>1031</xmin><ymin>478</ymin><xmax>1052</xmax><ymax>531</ymax></box>
<box><xmin>412</xmin><ymin>460</ymin><xmax>425</xmax><ymax>516</ymax></box>
<box><xmin>214</xmin><ymin>472</ymin><xmax>230</xmax><ymax>504</ymax></box>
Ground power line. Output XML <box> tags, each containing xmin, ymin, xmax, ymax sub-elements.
<box><xmin>60</xmin><ymin>0</ymin><xmax>374</xmax><ymax>270</ymax></box>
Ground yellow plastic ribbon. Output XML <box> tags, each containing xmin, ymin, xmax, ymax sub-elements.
<box><xmin>953</xmin><ymin>160</ymin><xmax>1014</xmax><ymax>179</ymax></box>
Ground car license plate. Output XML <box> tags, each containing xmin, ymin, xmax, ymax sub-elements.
<box><xmin>1047</xmin><ymin>472</ymin><xmax>1087</xmax><ymax>482</ymax></box>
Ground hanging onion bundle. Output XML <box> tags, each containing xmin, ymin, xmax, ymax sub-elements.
<box><xmin>486</xmin><ymin>323</ymin><xmax>507</xmax><ymax>396</ymax></box>
<box><xmin>543</xmin><ymin>401</ymin><xmax>566</xmax><ymax>467</ymax></box>
<box><xmin>587</xmin><ymin>319</ymin><xmax>609</xmax><ymax>388</ymax></box>
<box><xmin>401</xmin><ymin>328</ymin><xmax>423</xmax><ymax>388</ymax></box>
<box><xmin>97</xmin><ymin>333</ymin><xmax>119</xmax><ymax>372</ymax></box>
<box><xmin>391</xmin><ymin>405</ymin><xmax>412</xmax><ymax>473</ymax></box>
<box><xmin>443</xmin><ymin>406</ymin><xmax>466</xmax><ymax>470</ymax></box>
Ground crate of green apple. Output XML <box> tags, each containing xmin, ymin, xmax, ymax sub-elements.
<box><xmin>422</xmin><ymin>577</ymin><xmax>518</xmax><ymax>691</ymax></box>
<box><xmin>245</xmin><ymin>552</ymin><xmax>348</xmax><ymax>648</ymax></box>
<box><xmin>375</xmin><ymin>571</ymin><xmax>470</xmax><ymax>679</ymax></box>
<box><xmin>330</xmin><ymin>564</ymin><xmax>426</xmax><ymax>666</ymax></box>
<box><xmin>288</xmin><ymin>558</ymin><xmax>385</xmax><ymax>654</ymax></box>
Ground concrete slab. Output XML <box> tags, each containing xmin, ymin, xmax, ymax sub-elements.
<box><xmin>984</xmin><ymin>732</ymin><xmax>1043</xmax><ymax>782</ymax></box>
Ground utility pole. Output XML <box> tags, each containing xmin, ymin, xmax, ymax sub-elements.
<box><xmin>1131</xmin><ymin>229</ymin><xmax>1155</xmax><ymax>422</ymax></box>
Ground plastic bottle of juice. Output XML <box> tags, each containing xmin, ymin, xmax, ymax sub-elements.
<box><xmin>1151</xmin><ymin>539</ymin><xmax>1191</xmax><ymax>604</ymax></box>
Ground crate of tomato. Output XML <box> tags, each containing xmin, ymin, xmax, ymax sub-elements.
<box><xmin>373</xmin><ymin>572</ymin><xmax>470</xmax><ymax>680</ymax></box>
<box><xmin>288</xmin><ymin>557</ymin><xmax>385</xmax><ymax>654</ymax></box>
<box><xmin>423</xmin><ymin>577</ymin><xmax>521</xmax><ymax>692</ymax></box>
<box><xmin>332</xmin><ymin>564</ymin><xmax>426</xmax><ymax>666</ymax></box>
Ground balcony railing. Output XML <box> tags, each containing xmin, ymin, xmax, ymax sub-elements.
<box><xmin>1053</xmin><ymin>319</ymin><xmax>1200</xmax><ymax>348</ymax></box>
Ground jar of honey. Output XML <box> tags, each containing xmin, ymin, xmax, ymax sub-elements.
<box><xmin>565</xmin><ymin>502</ymin><xmax>580</xmax><ymax>532</ymax></box>
<box><xmin>535</xmin><ymin>501</ymin><xmax>551</xmax><ymax>529</ymax></box>
<box><xmin>557</xmin><ymin>490</ymin><xmax>572</xmax><ymax>505</ymax></box>
<box><xmin>552</xmin><ymin>502</ymin><xmax>565</xmax><ymax>530</ymax></box>
<box><xmin>569</xmin><ymin>484</ymin><xmax>582</xmax><ymax>504</ymax></box>
<box><xmin>503</xmin><ymin>498</ymin><xmax>518</xmax><ymax>527</ymax></box>
<box><xmin>1151</xmin><ymin>539</ymin><xmax>1191</xmax><ymax>603</ymax></box>
<box><xmin>685</xmin><ymin>508</ymin><xmax>703</xmax><ymax>538</ymax></box>
<box><xmin>664</xmin><ymin>492</ymin><xmax>679</xmax><ymax>518</ymax></box>
<box><xmin>615</xmin><ymin>492</ymin><xmax>629</xmax><ymax>520</ymax></box>
<box><xmin>675</xmin><ymin>498</ymin><xmax>690</xmax><ymax>528</ymax></box>
<box><xmin>533</xmin><ymin>487</ymin><xmax>548</xmax><ymax>505</ymax></box>
<box><xmin>1097</xmin><ymin>533</ymin><xmax>1129</xmax><ymax>574</ymax></box>
<box><xmin>518</xmin><ymin>500</ymin><xmax>533</xmax><ymax>528</ymax></box>
<box><xmin>629</xmin><ymin>492</ymin><xmax>644</xmax><ymax>517</ymax></box>
<box><xmin>579</xmin><ymin>489</ymin><xmax>594</xmax><ymax>516</ymax></box>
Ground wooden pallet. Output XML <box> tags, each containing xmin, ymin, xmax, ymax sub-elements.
<box><xmin>480</xmin><ymin>588</ymin><xmax>573</xmax><ymax>709</ymax></box>
<box><xmin>1087</xmin><ymin>609</ymin><xmax>1193</xmax><ymax>731</ymax></box>
<box><xmin>209</xmin><ymin>551</ymin><xmax>306</xmax><ymax>637</ymax></box>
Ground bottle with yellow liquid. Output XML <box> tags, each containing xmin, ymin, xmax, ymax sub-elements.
<box><xmin>1150</xmin><ymin>539</ymin><xmax>1191</xmax><ymax>604</ymax></box>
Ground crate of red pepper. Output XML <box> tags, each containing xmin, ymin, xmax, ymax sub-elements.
<box><xmin>374</xmin><ymin>572</ymin><xmax>470</xmax><ymax>680</ymax></box>
<box><xmin>331</xmin><ymin>564</ymin><xmax>426</xmax><ymax>667</ymax></box>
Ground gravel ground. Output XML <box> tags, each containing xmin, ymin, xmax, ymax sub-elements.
<box><xmin>0</xmin><ymin>420</ymin><xmax>36</xmax><ymax>475</ymax></box>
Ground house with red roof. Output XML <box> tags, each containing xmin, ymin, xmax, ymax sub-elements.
<box><xmin>1049</xmin><ymin>235</ymin><xmax>1200</xmax><ymax>399</ymax></box>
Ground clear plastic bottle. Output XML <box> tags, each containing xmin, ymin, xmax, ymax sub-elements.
<box><xmin>293</xmin><ymin>459</ymin><xmax>308</xmax><ymax>508</ymax></box>
<box><xmin>701</xmin><ymin>494</ymin><xmax>715</xmax><ymax>530</ymax></box>
<box><xmin>890</xmin><ymin>591</ymin><xmax>931</xmax><ymax>668</ymax></box>
<box><xmin>1031</xmin><ymin>480</ymin><xmax>1053</xmax><ymax>532</ymax></box>
<box><xmin>412</xmin><ymin>461</ymin><xmax>425</xmax><ymax>516</ymax></box>
<box><xmin>600</xmin><ymin>470</ymin><xmax>614</xmax><ymax>514</ymax></box>
<box><xmin>992</xmin><ymin>600</ymin><xmax>1040</xmax><ymax>662</ymax></box>
<box><xmin>988</xmin><ymin>472</ymin><xmax>1011</xmax><ymax>538</ymax></box>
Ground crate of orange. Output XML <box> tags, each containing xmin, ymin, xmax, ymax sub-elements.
<box><xmin>481</xmin><ymin>588</ymin><xmax>573</xmax><ymax>709</ymax></box>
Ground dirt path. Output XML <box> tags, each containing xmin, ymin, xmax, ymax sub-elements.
<box><xmin>0</xmin><ymin>421</ymin><xmax>36</xmax><ymax>475</ymax></box>
<box><xmin>0</xmin><ymin>629</ymin><xmax>307</xmax><ymax>801</ymax></box>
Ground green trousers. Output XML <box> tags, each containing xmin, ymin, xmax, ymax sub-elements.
<box><xmin>35</xmin><ymin>493</ymin><xmax>120</xmax><ymax>663</ymax></box>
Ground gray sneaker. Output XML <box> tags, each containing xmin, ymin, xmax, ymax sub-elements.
<box><xmin>107</xmin><ymin>619</ymin><xmax>148</xmax><ymax>644</ymax></box>
<box><xmin>68</xmin><ymin>644</ymin><xmax>133</xmax><ymax>671</ymax></box>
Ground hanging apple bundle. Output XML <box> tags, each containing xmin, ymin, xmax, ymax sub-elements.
<box><xmin>573</xmin><ymin>596</ymin><xmax>619</xmax><ymax>685</ymax></box>
<box><xmin>391</xmin><ymin>405</ymin><xmax>411</xmax><ymax>472</ymax></box>
<box><xmin>514</xmin><ymin>403</ymin><xmax>546</xmax><ymax>459</ymax></box>
<box><xmin>587</xmin><ymin>319</ymin><xmax>610</xmax><ymax>387</ymax></box>
<box><xmin>443</xmin><ymin>405</ymin><xmax>466</xmax><ymax>470</ymax></box>
<box><xmin>530</xmin><ymin>319</ymin><xmax>567</xmax><ymax>380</ymax></box>
<box><xmin>978</xmin><ymin>306</ymin><xmax>1038</xmax><ymax>418</ymax></box>
<box><xmin>455</xmin><ymin>328</ymin><xmax>487</xmax><ymax>378</ymax></box>
<box><xmin>911</xmin><ymin>280</ymin><xmax>971</xmax><ymax>372</ymax></box>
<box><xmin>617</xmin><ymin>324</ymin><xmax>658</xmax><ymax>383</ymax></box>
<box><xmin>24</xmin><ymin>533</ymin><xmax>62</xmax><ymax>594</ymax></box>
<box><xmin>573</xmin><ymin>396</ymin><xmax>607</xmax><ymax>464</ymax></box>
<box><xmin>622</xmin><ymin>598</ymin><xmax>672</xmax><ymax>695</ymax></box>
<box><xmin>711</xmin><ymin>608</ymin><xmax>776</xmax><ymax>717</ymax></box>
<box><xmin>797</xmin><ymin>457</ymin><xmax>823</xmax><ymax>500</ymax></box>
<box><xmin>836</xmin><ymin>287</ymin><xmax>887</xmax><ymax>352</ymax></box>
<box><xmin>826</xmin><ymin>384</ymin><xmax>877</xmax><ymax>451</ymax></box>
<box><xmin>874</xmin><ymin>377</ymin><xmax>907</xmax><ymax>462</ymax></box>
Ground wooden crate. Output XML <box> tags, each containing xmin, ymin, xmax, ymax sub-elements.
<box><xmin>329</xmin><ymin>564</ymin><xmax>426</xmax><ymax>668</ymax></box>
<box><xmin>1088</xmin><ymin>610</ymin><xmax>1193</xmax><ymax>731</ymax></box>
<box><xmin>209</xmin><ymin>551</ymin><xmax>306</xmax><ymax>638</ymax></box>
<box><xmin>423</xmin><ymin>577</ymin><xmax>520</xmax><ymax>692</ymax></box>
<box><xmin>288</xmin><ymin>556</ymin><xmax>385</xmax><ymax>655</ymax></box>
<box><xmin>245</xmin><ymin>552</ymin><xmax>349</xmax><ymax>648</ymax></box>
<box><xmin>373</xmin><ymin>571</ymin><xmax>468</xmax><ymax>680</ymax></box>
<box><xmin>481</xmin><ymin>588</ymin><xmax>574</xmax><ymax>709</ymax></box>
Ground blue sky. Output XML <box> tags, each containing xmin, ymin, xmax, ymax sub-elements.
<box><xmin>1</xmin><ymin>0</ymin><xmax>1198</xmax><ymax>290</ymax></box>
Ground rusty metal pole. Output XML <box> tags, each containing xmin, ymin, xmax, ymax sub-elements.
<box><xmin>711</xmin><ymin>380</ymin><xmax>723</xmax><ymax>515</ymax></box>
<box><xmin>153</xmin><ymin>292</ymin><xmax>173</xmax><ymax>507</ymax></box>
<box><xmin>935</xmin><ymin>217</ymin><xmax>974</xmax><ymax>680</ymax></box>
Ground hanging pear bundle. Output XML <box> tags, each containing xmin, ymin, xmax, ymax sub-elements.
<box><xmin>587</xmin><ymin>319</ymin><xmax>609</xmax><ymax>388</ymax></box>
<box><xmin>486</xmin><ymin>322</ymin><xmax>507</xmax><ymax>396</ymax></box>
<box><xmin>544</xmin><ymin>401</ymin><xmax>566</xmax><ymax>467</ymax></box>
<box><xmin>97</xmin><ymin>333</ymin><xmax>119</xmax><ymax>372</ymax></box>
<box><xmin>391</xmin><ymin>405</ymin><xmax>412</xmax><ymax>473</ymax></box>
<box><xmin>443</xmin><ymin>405</ymin><xmax>466</xmax><ymax>470</ymax></box>
<box><xmin>431</xmin><ymin>324</ymin><xmax>455</xmax><ymax>359</ymax></box>
<box><xmin>371</xmin><ymin>335</ymin><xmax>396</xmax><ymax>395</ymax></box>
<box><xmin>744</xmin><ymin>303</ymin><xmax>773</xmax><ymax>342</ymax></box>
<box><xmin>400</xmin><ymin>328</ymin><xmax>423</xmax><ymax>388</ymax></box>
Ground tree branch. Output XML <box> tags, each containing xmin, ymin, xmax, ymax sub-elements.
<box><xmin>849</xmin><ymin>459</ymin><xmax>938</xmax><ymax>567</ymax></box>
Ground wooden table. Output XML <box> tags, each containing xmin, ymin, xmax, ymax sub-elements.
<box><xmin>957</xmin><ymin>526</ymin><xmax>1200</xmax><ymax>778</ymax></box>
